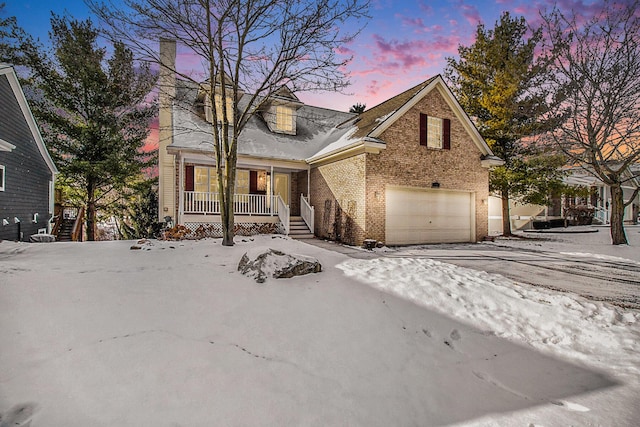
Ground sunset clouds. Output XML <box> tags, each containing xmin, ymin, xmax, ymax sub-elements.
<box><xmin>6</xmin><ymin>0</ymin><xmax>620</xmax><ymax>112</ymax></box>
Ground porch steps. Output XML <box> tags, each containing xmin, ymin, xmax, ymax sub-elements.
<box><xmin>288</xmin><ymin>216</ymin><xmax>314</xmax><ymax>239</ymax></box>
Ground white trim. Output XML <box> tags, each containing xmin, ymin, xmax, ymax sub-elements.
<box><xmin>0</xmin><ymin>138</ymin><xmax>16</xmax><ymax>152</ymax></box>
<box><xmin>368</xmin><ymin>76</ymin><xmax>494</xmax><ymax>157</ymax></box>
<box><xmin>306</xmin><ymin>140</ymin><xmax>386</xmax><ymax>165</ymax></box>
<box><xmin>0</xmin><ymin>164</ymin><xmax>5</xmax><ymax>191</ymax></box>
<box><xmin>0</xmin><ymin>66</ymin><xmax>58</xmax><ymax>175</ymax></box>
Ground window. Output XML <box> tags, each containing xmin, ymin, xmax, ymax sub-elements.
<box><xmin>419</xmin><ymin>114</ymin><xmax>450</xmax><ymax>149</ymax></box>
<box><xmin>194</xmin><ymin>166</ymin><xmax>218</xmax><ymax>193</ymax></box>
<box><xmin>188</xmin><ymin>166</ymin><xmax>249</xmax><ymax>194</ymax></box>
<box><xmin>0</xmin><ymin>165</ymin><xmax>4</xmax><ymax>191</ymax></box>
<box><xmin>236</xmin><ymin>170</ymin><xmax>249</xmax><ymax>194</ymax></box>
<box><xmin>276</xmin><ymin>105</ymin><xmax>294</xmax><ymax>132</ymax></box>
<box><xmin>204</xmin><ymin>93</ymin><xmax>234</xmax><ymax>123</ymax></box>
<box><xmin>427</xmin><ymin>117</ymin><xmax>443</xmax><ymax>148</ymax></box>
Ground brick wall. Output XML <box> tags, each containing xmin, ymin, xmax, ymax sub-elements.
<box><xmin>365</xmin><ymin>88</ymin><xmax>489</xmax><ymax>243</ymax></box>
<box><xmin>310</xmin><ymin>154</ymin><xmax>366</xmax><ymax>245</ymax></box>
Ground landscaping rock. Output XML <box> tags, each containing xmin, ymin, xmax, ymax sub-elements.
<box><xmin>238</xmin><ymin>247</ymin><xmax>322</xmax><ymax>283</ymax></box>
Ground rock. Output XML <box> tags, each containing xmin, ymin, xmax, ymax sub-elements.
<box><xmin>238</xmin><ymin>247</ymin><xmax>321</xmax><ymax>283</ymax></box>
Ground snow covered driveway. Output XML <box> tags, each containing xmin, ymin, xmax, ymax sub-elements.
<box><xmin>390</xmin><ymin>244</ymin><xmax>640</xmax><ymax>309</ymax></box>
<box><xmin>1</xmin><ymin>234</ymin><xmax>639</xmax><ymax>426</ymax></box>
<box><xmin>323</xmin><ymin>227</ymin><xmax>640</xmax><ymax>310</ymax></box>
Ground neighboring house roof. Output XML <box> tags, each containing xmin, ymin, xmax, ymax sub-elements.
<box><xmin>168</xmin><ymin>75</ymin><xmax>499</xmax><ymax>166</ymax></box>
<box><xmin>0</xmin><ymin>63</ymin><xmax>58</xmax><ymax>175</ymax></box>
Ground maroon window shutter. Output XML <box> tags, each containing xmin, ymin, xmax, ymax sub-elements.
<box><xmin>185</xmin><ymin>165</ymin><xmax>194</xmax><ymax>191</ymax></box>
<box><xmin>419</xmin><ymin>113</ymin><xmax>428</xmax><ymax>146</ymax></box>
<box><xmin>249</xmin><ymin>170</ymin><xmax>258</xmax><ymax>193</ymax></box>
<box><xmin>443</xmin><ymin>118</ymin><xmax>451</xmax><ymax>150</ymax></box>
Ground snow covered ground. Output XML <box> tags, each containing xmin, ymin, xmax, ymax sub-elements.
<box><xmin>0</xmin><ymin>230</ymin><xmax>638</xmax><ymax>426</ymax></box>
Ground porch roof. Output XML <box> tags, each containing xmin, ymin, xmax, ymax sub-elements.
<box><xmin>168</xmin><ymin>80</ymin><xmax>359</xmax><ymax>162</ymax></box>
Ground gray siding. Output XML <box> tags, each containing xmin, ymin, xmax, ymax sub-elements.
<box><xmin>0</xmin><ymin>74</ymin><xmax>53</xmax><ymax>242</ymax></box>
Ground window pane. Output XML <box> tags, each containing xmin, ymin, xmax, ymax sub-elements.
<box><xmin>276</xmin><ymin>106</ymin><xmax>293</xmax><ymax>132</ymax></box>
<box><xmin>194</xmin><ymin>166</ymin><xmax>209</xmax><ymax>192</ymax></box>
<box><xmin>236</xmin><ymin>170</ymin><xmax>249</xmax><ymax>194</ymax></box>
<box><xmin>427</xmin><ymin>117</ymin><xmax>443</xmax><ymax>149</ymax></box>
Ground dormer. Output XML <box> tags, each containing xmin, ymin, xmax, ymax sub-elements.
<box><xmin>197</xmin><ymin>73</ymin><xmax>242</xmax><ymax>125</ymax></box>
<box><xmin>261</xmin><ymin>86</ymin><xmax>304</xmax><ymax>135</ymax></box>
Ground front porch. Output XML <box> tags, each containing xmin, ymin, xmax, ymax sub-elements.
<box><xmin>172</xmin><ymin>154</ymin><xmax>316</xmax><ymax>238</ymax></box>
<box><xmin>179</xmin><ymin>192</ymin><xmax>314</xmax><ymax>238</ymax></box>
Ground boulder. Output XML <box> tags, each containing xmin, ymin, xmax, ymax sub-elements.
<box><xmin>238</xmin><ymin>247</ymin><xmax>321</xmax><ymax>283</ymax></box>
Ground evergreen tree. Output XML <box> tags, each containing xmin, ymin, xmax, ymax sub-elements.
<box><xmin>24</xmin><ymin>16</ymin><xmax>157</xmax><ymax>240</ymax></box>
<box><xmin>0</xmin><ymin>3</ymin><xmax>23</xmax><ymax>64</ymax></box>
<box><xmin>118</xmin><ymin>177</ymin><xmax>162</xmax><ymax>239</ymax></box>
<box><xmin>446</xmin><ymin>12</ymin><xmax>565</xmax><ymax>236</ymax></box>
<box><xmin>349</xmin><ymin>102</ymin><xmax>366</xmax><ymax>113</ymax></box>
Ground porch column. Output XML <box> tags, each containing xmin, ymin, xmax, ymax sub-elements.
<box><xmin>307</xmin><ymin>166</ymin><xmax>310</xmax><ymax>199</ymax></box>
<box><xmin>270</xmin><ymin>165</ymin><xmax>274</xmax><ymax>216</ymax></box>
<box><xmin>178</xmin><ymin>155</ymin><xmax>184</xmax><ymax>225</ymax></box>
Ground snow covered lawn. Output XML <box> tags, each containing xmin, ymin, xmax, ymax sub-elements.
<box><xmin>0</xmin><ymin>234</ymin><xmax>638</xmax><ymax>426</ymax></box>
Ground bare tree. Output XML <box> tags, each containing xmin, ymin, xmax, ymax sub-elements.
<box><xmin>541</xmin><ymin>0</ymin><xmax>640</xmax><ymax>244</ymax></box>
<box><xmin>87</xmin><ymin>0</ymin><xmax>369</xmax><ymax>245</ymax></box>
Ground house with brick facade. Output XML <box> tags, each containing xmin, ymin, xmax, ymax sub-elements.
<box><xmin>158</xmin><ymin>41</ymin><xmax>502</xmax><ymax>245</ymax></box>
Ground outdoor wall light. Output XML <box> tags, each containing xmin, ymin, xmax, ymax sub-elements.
<box><xmin>33</xmin><ymin>213</ymin><xmax>39</xmax><ymax>223</ymax></box>
<box><xmin>2</xmin><ymin>218</ymin><xmax>8</xmax><ymax>226</ymax></box>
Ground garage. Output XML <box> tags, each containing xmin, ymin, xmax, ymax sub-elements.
<box><xmin>385</xmin><ymin>187</ymin><xmax>475</xmax><ymax>245</ymax></box>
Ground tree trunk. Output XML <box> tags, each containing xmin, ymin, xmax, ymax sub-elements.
<box><xmin>221</xmin><ymin>158</ymin><xmax>237</xmax><ymax>246</ymax></box>
<box><xmin>609</xmin><ymin>184</ymin><xmax>628</xmax><ymax>245</ymax></box>
<box><xmin>501</xmin><ymin>188</ymin><xmax>512</xmax><ymax>236</ymax></box>
<box><xmin>86</xmin><ymin>181</ymin><xmax>96</xmax><ymax>241</ymax></box>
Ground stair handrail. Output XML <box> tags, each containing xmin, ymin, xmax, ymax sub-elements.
<box><xmin>277</xmin><ymin>195</ymin><xmax>290</xmax><ymax>235</ymax></box>
<box><xmin>300</xmin><ymin>194</ymin><xmax>314</xmax><ymax>233</ymax></box>
<box><xmin>71</xmin><ymin>206</ymin><xmax>84</xmax><ymax>242</ymax></box>
<box><xmin>51</xmin><ymin>214</ymin><xmax>62</xmax><ymax>237</ymax></box>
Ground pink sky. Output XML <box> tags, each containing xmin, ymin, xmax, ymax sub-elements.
<box><xmin>6</xmin><ymin>0</ymin><xmax>619</xmax><ymax>113</ymax></box>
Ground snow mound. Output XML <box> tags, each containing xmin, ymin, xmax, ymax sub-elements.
<box><xmin>238</xmin><ymin>247</ymin><xmax>321</xmax><ymax>283</ymax></box>
<box><xmin>337</xmin><ymin>257</ymin><xmax>640</xmax><ymax>375</ymax></box>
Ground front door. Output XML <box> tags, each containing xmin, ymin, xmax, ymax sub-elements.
<box><xmin>274</xmin><ymin>173</ymin><xmax>289</xmax><ymax>205</ymax></box>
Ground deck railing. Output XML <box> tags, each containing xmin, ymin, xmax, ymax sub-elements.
<box><xmin>184</xmin><ymin>192</ymin><xmax>280</xmax><ymax>216</ymax></box>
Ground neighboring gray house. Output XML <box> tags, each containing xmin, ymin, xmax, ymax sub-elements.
<box><xmin>0</xmin><ymin>64</ymin><xmax>57</xmax><ymax>242</ymax></box>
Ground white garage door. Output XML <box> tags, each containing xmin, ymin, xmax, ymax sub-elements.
<box><xmin>386</xmin><ymin>187</ymin><xmax>474</xmax><ymax>245</ymax></box>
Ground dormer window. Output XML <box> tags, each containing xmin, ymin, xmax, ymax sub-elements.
<box><xmin>261</xmin><ymin>85</ymin><xmax>302</xmax><ymax>135</ymax></box>
<box><xmin>276</xmin><ymin>105</ymin><xmax>294</xmax><ymax>132</ymax></box>
<box><xmin>204</xmin><ymin>93</ymin><xmax>234</xmax><ymax>124</ymax></box>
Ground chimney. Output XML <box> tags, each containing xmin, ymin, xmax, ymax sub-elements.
<box><xmin>159</xmin><ymin>38</ymin><xmax>176</xmax><ymax>107</ymax></box>
<box><xmin>158</xmin><ymin>38</ymin><xmax>177</xmax><ymax>222</ymax></box>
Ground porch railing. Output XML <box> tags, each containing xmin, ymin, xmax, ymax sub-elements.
<box><xmin>277</xmin><ymin>195</ymin><xmax>290</xmax><ymax>235</ymax></box>
<box><xmin>184</xmin><ymin>191</ymin><xmax>280</xmax><ymax>216</ymax></box>
<box><xmin>300</xmin><ymin>193</ymin><xmax>314</xmax><ymax>233</ymax></box>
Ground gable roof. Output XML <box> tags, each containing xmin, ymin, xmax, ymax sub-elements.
<box><xmin>351</xmin><ymin>77</ymin><xmax>437</xmax><ymax>139</ymax></box>
<box><xmin>355</xmin><ymin>75</ymin><xmax>494</xmax><ymax>156</ymax></box>
<box><xmin>0</xmin><ymin>63</ymin><xmax>58</xmax><ymax>175</ymax></box>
